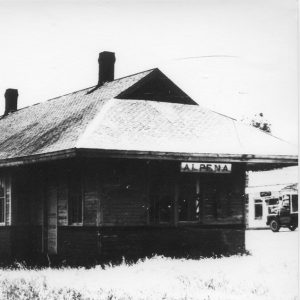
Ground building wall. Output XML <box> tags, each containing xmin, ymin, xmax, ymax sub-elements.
<box><xmin>0</xmin><ymin>170</ymin><xmax>12</xmax><ymax>259</ymax></box>
<box><xmin>245</xmin><ymin>166</ymin><xmax>298</xmax><ymax>229</ymax></box>
<box><xmin>57</xmin><ymin>226</ymin><xmax>244</xmax><ymax>264</ymax></box>
<box><xmin>247</xmin><ymin>191</ymin><xmax>280</xmax><ymax>228</ymax></box>
<box><xmin>0</xmin><ymin>158</ymin><xmax>247</xmax><ymax>262</ymax></box>
<box><xmin>0</xmin><ymin>227</ymin><xmax>11</xmax><ymax>258</ymax></box>
<box><xmin>99</xmin><ymin>159</ymin><xmax>149</xmax><ymax>226</ymax></box>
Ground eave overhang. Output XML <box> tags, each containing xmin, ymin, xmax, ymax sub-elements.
<box><xmin>0</xmin><ymin>148</ymin><xmax>297</xmax><ymax>170</ymax></box>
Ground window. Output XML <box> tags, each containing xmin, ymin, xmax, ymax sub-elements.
<box><xmin>0</xmin><ymin>176</ymin><xmax>11</xmax><ymax>225</ymax></box>
<box><xmin>0</xmin><ymin>179</ymin><xmax>4</xmax><ymax>224</ymax></box>
<box><xmin>178</xmin><ymin>190</ymin><xmax>200</xmax><ymax>221</ymax></box>
<box><xmin>150</xmin><ymin>195</ymin><xmax>173</xmax><ymax>223</ymax></box>
<box><xmin>158</xmin><ymin>195</ymin><xmax>173</xmax><ymax>223</ymax></box>
<box><xmin>68</xmin><ymin>173</ymin><xmax>83</xmax><ymax>225</ymax></box>
<box><xmin>266</xmin><ymin>198</ymin><xmax>279</xmax><ymax>206</ymax></box>
<box><xmin>291</xmin><ymin>195</ymin><xmax>298</xmax><ymax>213</ymax></box>
<box><xmin>177</xmin><ymin>176</ymin><xmax>201</xmax><ymax>222</ymax></box>
<box><xmin>254</xmin><ymin>199</ymin><xmax>263</xmax><ymax>219</ymax></box>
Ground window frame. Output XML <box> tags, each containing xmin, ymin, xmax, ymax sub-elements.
<box><xmin>0</xmin><ymin>177</ymin><xmax>6</xmax><ymax>226</ymax></box>
<box><xmin>178</xmin><ymin>193</ymin><xmax>201</xmax><ymax>222</ymax></box>
<box><xmin>68</xmin><ymin>171</ymin><xmax>84</xmax><ymax>226</ymax></box>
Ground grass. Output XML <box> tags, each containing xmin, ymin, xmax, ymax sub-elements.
<box><xmin>0</xmin><ymin>230</ymin><xmax>298</xmax><ymax>300</ymax></box>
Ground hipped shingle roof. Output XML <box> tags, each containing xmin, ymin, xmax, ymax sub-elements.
<box><xmin>0</xmin><ymin>68</ymin><xmax>297</xmax><ymax>166</ymax></box>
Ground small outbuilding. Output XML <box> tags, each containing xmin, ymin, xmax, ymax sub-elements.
<box><xmin>0</xmin><ymin>52</ymin><xmax>297</xmax><ymax>264</ymax></box>
<box><xmin>246</xmin><ymin>166</ymin><xmax>298</xmax><ymax>229</ymax></box>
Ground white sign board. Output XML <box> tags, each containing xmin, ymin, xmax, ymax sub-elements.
<box><xmin>180</xmin><ymin>162</ymin><xmax>232</xmax><ymax>173</ymax></box>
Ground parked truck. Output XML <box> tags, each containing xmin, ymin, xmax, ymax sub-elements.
<box><xmin>266</xmin><ymin>189</ymin><xmax>298</xmax><ymax>232</ymax></box>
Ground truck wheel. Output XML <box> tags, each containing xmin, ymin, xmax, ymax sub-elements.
<box><xmin>288</xmin><ymin>225</ymin><xmax>297</xmax><ymax>231</ymax></box>
<box><xmin>270</xmin><ymin>219</ymin><xmax>280</xmax><ymax>232</ymax></box>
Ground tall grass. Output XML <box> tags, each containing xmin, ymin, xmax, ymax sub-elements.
<box><xmin>0</xmin><ymin>230</ymin><xmax>298</xmax><ymax>300</ymax></box>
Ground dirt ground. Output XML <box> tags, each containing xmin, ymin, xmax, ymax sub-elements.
<box><xmin>246</xmin><ymin>227</ymin><xmax>299</xmax><ymax>259</ymax></box>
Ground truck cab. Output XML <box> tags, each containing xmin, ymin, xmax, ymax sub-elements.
<box><xmin>266</xmin><ymin>190</ymin><xmax>298</xmax><ymax>232</ymax></box>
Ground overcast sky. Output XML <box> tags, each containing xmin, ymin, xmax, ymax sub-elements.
<box><xmin>0</xmin><ymin>0</ymin><xmax>298</xmax><ymax>144</ymax></box>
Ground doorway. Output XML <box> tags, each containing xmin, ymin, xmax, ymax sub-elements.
<box><xmin>44</xmin><ymin>182</ymin><xmax>58</xmax><ymax>255</ymax></box>
<box><xmin>178</xmin><ymin>174</ymin><xmax>201</xmax><ymax>222</ymax></box>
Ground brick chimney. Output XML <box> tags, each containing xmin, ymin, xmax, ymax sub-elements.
<box><xmin>4</xmin><ymin>89</ymin><xmax>18</xmax><ymax>116</ymax></box>
<box><xmin>98</xmin><ymin>51</ymin><xmax>116</xmax><ymax>86</ymax></box>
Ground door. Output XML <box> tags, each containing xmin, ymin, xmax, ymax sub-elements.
<box><xmin>178</xmin><ymin>174</ymin><xmax>201</xmax><ymax>222</ymax></box>
<box><xmin>45</xmin><ymin>182</ymin><xmax>58</xmax><ymax>254</ymax></box>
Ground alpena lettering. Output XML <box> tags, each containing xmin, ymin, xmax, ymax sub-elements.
<box><xmin>181</xmin><ymin>163</ymin><xmax>231</xmax><ymax>173</ymax></box>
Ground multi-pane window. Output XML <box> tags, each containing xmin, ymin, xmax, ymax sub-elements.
<box><xmin>178</xmin><ymin>183</ymin><xmax>200</xmax><ymax>221</ymax></box>
<box><xmin>150</xmin><ymin>195</ymin><xmax>173</xmax><ymax>223</ymax></box>
<box><xmin>68</xmin><ymin>173</ymin><xmax>83</xmax><ymax>225</ymax></box>
<box><xmin>158</xmin><ymin>195</ymin><xmax>173</xmax><ymax>223</ymax></box>
<box><xmin>0</xmin><ymin>179</ymin><xmax>4</xmax><ymax>224</ymax></box>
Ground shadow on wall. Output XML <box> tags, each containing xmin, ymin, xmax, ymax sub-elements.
<box><xmin>1</xmin><ymin>227</ymin><xmax>247</xmax><ymax>268</ymax></box>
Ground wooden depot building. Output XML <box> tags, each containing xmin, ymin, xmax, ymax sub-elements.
<box><xmin>0</xmin><ymin>51</ymin><xmax>297</xmax><ymax>264</ymax></box>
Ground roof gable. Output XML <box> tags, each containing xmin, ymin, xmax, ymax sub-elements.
<box><xmin>116</xmin><ymin>69</ymin><xmax>197</xmax><ymax>105</ymax></box>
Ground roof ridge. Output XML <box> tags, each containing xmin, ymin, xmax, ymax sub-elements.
<box><xmin>113</xmin><ymin>68</ymin><xmax>157</xmax><ymax>81</ymax></box>
<box><xmin>45</xmin><ymin>86</ymin><xmax>96</xmax><ymax>102</ymax></box>
<box><xmin>76</xmin><ymin>98</ymin><xmax>116</xmax><ymax>148</ymax></box>
<box><xmin>233</xmin><ymin>117</ymin><xmax>296</xmax><ymax>146</ymax></box>
<box><xmin>0</xmin><ymin>68</ymin><xmax>157</xmax><ymax>118</ymax></box>
<box><xmin>38</xmin><ymin>69</ymin><xmax>156</xmax><ymax>102</ymax></box>
<box><xmin>208</xmin><ymin>107</ymin><xmax>295</xmax><ymax>146</ymax></box>
<box><xmin>0</xmin><ymin>86</ymin><xmax>96</xmax><ymax>118</ymax></box>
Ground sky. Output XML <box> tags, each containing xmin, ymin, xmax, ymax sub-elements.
<box><xmin>0</xmin><ymin>0</ymin><xmax>298</xmax><ymax>144</ymax></box>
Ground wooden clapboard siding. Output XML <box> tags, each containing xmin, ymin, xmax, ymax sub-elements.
<box><xmin>0</xmin><ymin>227</ymin><xmax>11</xmax><ymax>257</ymax></box>
<box><xmin>148</xmin><ymin>161</ymin><xmax>177</xmax><ymax>224</ymax></box>
<box><xmin>10</xmin><ymin>167</ymin><xmax>41</xmax><ymax>226</ymax></box>
<box><xmin>0</xmin><ymin>158</ymin><xmax>248</xmax><ymax>261</ymax></box>
<box><xmin>57</xmin><ymin>173</ymin><xmax>68</xmax><ymax>226</ymax></box>
<box><xmin>99</xmin><ymin>159</ymin><xmax>149</xmax><ymax>225</ymax></box>
<box><xmin>9</xmin><ymin>159</ymin><xmax>247</xmax><ymax>229</ymax></box>
<box><xmin>99</xmin><ymin>226</ymin><xmax>245</xmax><ymax>259</ymax></box>
<box><xmin>5</xmin><ymin>175</ymin><xmax>11</xmax><ymax>225</ymax></box>
<box><xmin>102</xmin><ymin>190</ymin><xmax>148</xmax><ymax>225</ymax></box>
<box><xmin>56</xmin><ymin>225</ymin><xmax>244</xmax><ymax>263</ymax></box>
<box><xmin>83</xmin><ymin>168</ymin><xmax>99</xmax><ymax>226</ymax></box>
<box><xmin>201</xmin><ymin>164</ymin><xmax>246</xmax><ymax>224</ymax></box>
<box><xmin>81</xmin><ymin>159</ymin><xmax>246</xmax><ymax>226</ymax></box>
<box><xmin>84</xmin><ymin>191</ymin><xmax>98</xmax><ymax>226</ymax></box>
<box><xmin>58</xmin><ymin>227</ymin><xmax>100</xmax><ymax>261</ymax></box>
<box><xmin>229</xmin><ymin>164</ymin><xmax>246</xmax><ymax>222</ymax></box>
<box><xmin>55</xmin><ymin>164</ymin><xmax>100</xmax><ymax>227</ymax></box>
<box><xmin>14</xmin><ymin>168</ymin><xmax>32</xmax><ymax>225</ymax></box>
<box><xmin>30</xmin><ymin>173</ymin><xmax>44</xmax><ymax>226</ymax></box>
<box><xmin>46</xmin><ymin>175</ymin><xmax>58</xmax><ymax>254</ymax></box>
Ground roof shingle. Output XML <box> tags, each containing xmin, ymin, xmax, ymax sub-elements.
<box><xmin>0</xmin><ymin>69</ymin><xmax>153</xmax><ymax>160</ymax></box>
<box><xmin>0</xmin><ymin>68</ymin><xmax>297</xmax><ymax>164</ymax></box>
<box><xmin>77</xmin><ymin>99</ymin><xmax>297</xmax><ymax>157</ymax></box>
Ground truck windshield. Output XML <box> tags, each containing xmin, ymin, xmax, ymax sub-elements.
<box><xmin>266</xmin><ymin>198</ymin><xmax>278</xmax><ymax>205</ymax></box>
